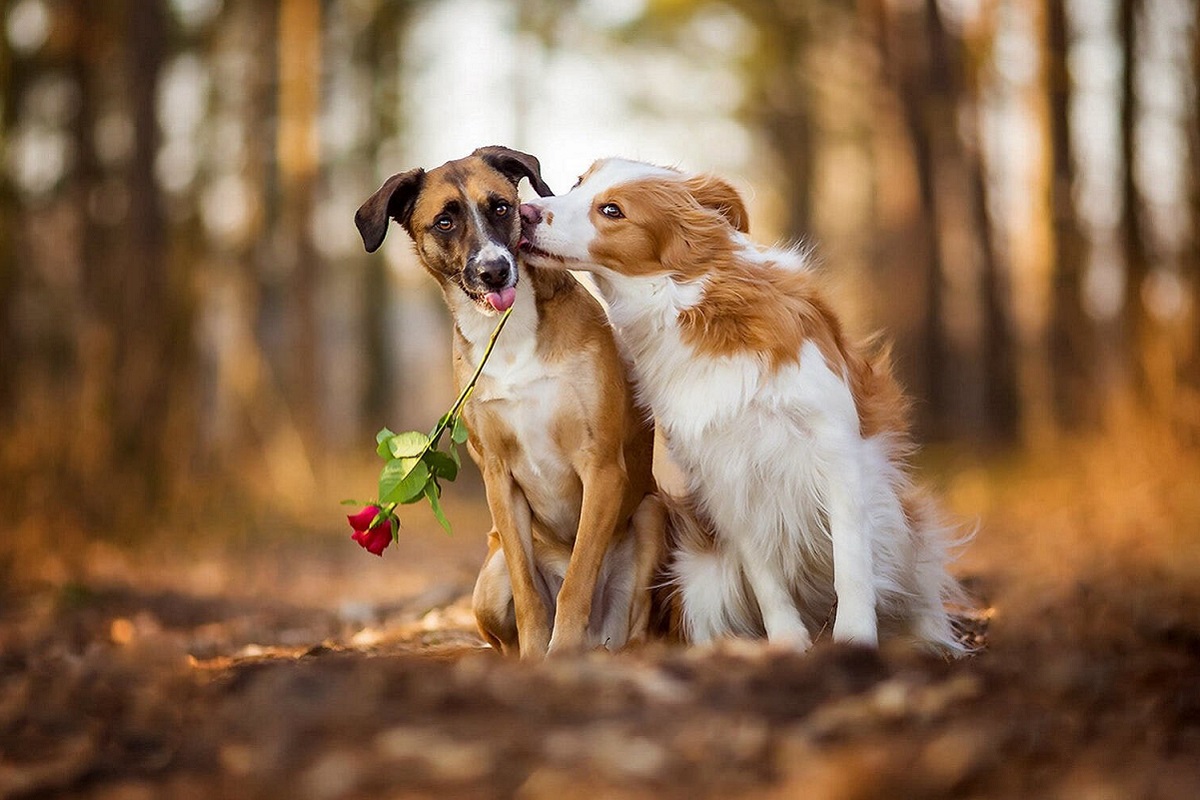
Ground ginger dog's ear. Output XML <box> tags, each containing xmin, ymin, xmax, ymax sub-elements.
<box><xmin>355</xmin><ymin>168</ymin><xmax>425</xmax><ymax>253</ymax></box>
<box><xmin>474</xmin><ymin>146</ymin><xmax>555</xmax><ymax>198</ymax></box>
<box><xmin>684</xmin><ymin>174</ymin><xmax>749</xmax><ymax>234</ymax></box>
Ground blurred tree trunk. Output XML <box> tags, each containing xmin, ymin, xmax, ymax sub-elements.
<box><xmin>1043</xmin><ymin>0</ymin><xmax>1096</xmax><ymax>430</ymax></box>
<box><xmin>1187</xmin><ymin>6</ymin><xmax>1200</xmax><ymax>387</ymax></box>
<box><xmin>68</xmin><ymin>0</ymin><xmax>119</xmax><ymax>494</ymax></box>
<box><xmin>758</xmin><ymin>29</ymin><xmax>813</xmax><ymax>240</ymax></box>
<box><xmin>972</xmin><ymin>150</ymin><xmax>1021</xmax><ymax>442</ymax></box>
<box><xmin>277</xmin><ymin>0</ymin><xmax>323</xmax><ymax>444</ymax></box>
<box><xmin>877</xmin><ymin>0</ymin><xmax>952</xmax><ymax>439</ymax></box>
<box><xmin>963</xmin><ymin>16</ymin><xmax>1021</xmax><ymax>443</ymax></box>
<box><xmin>117</xmin><ymin>0</ymin><xmax>186</xmax><ymax>505</ymax></box>
<box><xmin>740</xmin><ymin>1</ymin><xmax>814</xmax><ymax>240</ymax></box>
<box><xmin>255</xmin><ymin>0</ymin><xmax>285</xmax><ymax>409</ymax></box>
<box><xmin>1118</xmin><ymin>0</ymin><xmax>1151</xmax><ymax>400</ymax></box>
<box><xmin>360</xmin><ymin>5</ymin><xmax>407</xmax><ymax>429</ymax></box>
<box><xmin>0</xmin><ymin>24</ymin><xmax>19</xmax><ymax>421</ymax></box>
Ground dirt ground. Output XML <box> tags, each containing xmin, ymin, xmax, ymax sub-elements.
<box><xmin>3</xmin><ymin>429</ymin><xmax>1200</xmax><ymax>799</ymax></box>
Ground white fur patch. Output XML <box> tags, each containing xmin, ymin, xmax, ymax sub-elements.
<box><xmin>451</xmin><ymin>271</ymin><xmax>579</xmax><ymax>536</ymax></box>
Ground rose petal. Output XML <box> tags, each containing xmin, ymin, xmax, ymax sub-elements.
<box><xmin>362</xmin><ymin>524</ymin><xmax>392</xmax><ymax>556</ymax></box>
<box><xmin>347</xmin><ymin>506</ymin><xmax>379</xmax><ymax>532</ymax></box>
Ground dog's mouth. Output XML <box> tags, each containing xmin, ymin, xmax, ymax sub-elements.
<box><xmin>457</xmin><ymin>277</ymin><xmax>518</xmax><ymax>315</ymax></box>
<box><xmin>518</xmin><ymin>218</ymin><xmax>565</xmax><ymax>264</ymax></box>
<box><xmin>518</xmin><ymin>236</ymin><xmax>567</xmax><ymax>265</ymax></box>
<box><xmin>483</xmin><ymin>286</ymin><xmax>516</xmax><ymax>312</ymax></box>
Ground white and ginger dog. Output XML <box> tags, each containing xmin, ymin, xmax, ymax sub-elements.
<box><xmin>518</xmin><ymin>158</ymin><xmax>965</xmax><ymax>653</ymax></box>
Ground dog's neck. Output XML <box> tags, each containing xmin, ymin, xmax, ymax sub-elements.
<box><xmin>592</xmin><ymin>271</ymin><xmax>703</xmax><ymax>341</ymax></box>
<box><xmin>588</xmin><ymin>270</ymin><xmax>711</xmax><ymax>425</ymax></box>
<box><xmin>446</xmin><ymin>278</ymin><xmax>534</xmax><ymax>358</ymax></box>
<box><xmin>444</xmin><ymin>262</ymin><xmax>577</xmax><ymax>371</ymax></box>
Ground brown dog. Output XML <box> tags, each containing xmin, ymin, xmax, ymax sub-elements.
<box><xmin>355</xmin><ymin>147</ymin><xmax>664</xmax><ymax>657</ymax></box>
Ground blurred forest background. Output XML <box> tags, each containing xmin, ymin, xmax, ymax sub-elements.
<box><xmin>1</xmin><ymin>0</ymin><xmax>1198</xmax><ymax>537</ymax></box>
<box><xmin>3</xmin><ymin>3</ymin><xmax>1200</xmax><ymax>797</ymax></box>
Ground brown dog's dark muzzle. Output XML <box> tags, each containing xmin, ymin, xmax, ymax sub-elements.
<box><xmin>468</xmin><ymin>254</ymin><xmax>515</xmax><ymax>292</ymax></box>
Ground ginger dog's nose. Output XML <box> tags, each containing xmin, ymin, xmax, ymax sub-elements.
<box><xmin>519</xmin><ymin>203</ymin><xmax>542</xmax><ymax>225</ymax></box>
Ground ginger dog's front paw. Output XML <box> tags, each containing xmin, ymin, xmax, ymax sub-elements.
<box><xmin>832</xmin><ymin>613</ymin><xmax>879</xmax><ymax>647</ymax></box>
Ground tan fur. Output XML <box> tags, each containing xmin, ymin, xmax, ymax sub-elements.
<box><xmin>460</xmin><ymin>264</ymin><xmax>663</xmax><ymax>655</ymax></box>
<box><xmin>360</xmin><ymin>151</ymin><xmax>665</xmax><ymax>657</ymax></box>
<box><xmin>588</xmin><ymin>177</ymin><xmax>744</xmax><ymax>280</ymax></box>
<box><xmin>680</xmin><ymin>174</ymin><xmax>749</xmax><ymax>234</ymax></box>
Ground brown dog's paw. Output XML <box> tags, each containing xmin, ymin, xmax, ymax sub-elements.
<box><xmin>518</xmin><ymin>627</ymin><xmax>551</xmax><ymax>659</ymax></box>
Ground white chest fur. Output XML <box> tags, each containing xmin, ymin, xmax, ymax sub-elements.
<box><xmin>601</xmin><ymin>273</ymin><xmax>864</xmax><ymax>556</ymax></box>
<box><xmin>450</xmin><ymin>282</ymin><xmax>581</xmax><ymax>538</ymax></box>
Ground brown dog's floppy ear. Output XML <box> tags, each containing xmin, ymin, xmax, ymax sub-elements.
<box><xmin>684</xmin><ymin>174</ymin><xmax>749</xmax><ymax>234</ymax></box>
<box><xmin>355</xmin><ymin>168</ymin><xmax>425</xmax><ymax>253</ymax></box>
<box><xmin>474</xmin><ymin>146</ymin><xmax>555</xmax><ymax>197</ymax></box>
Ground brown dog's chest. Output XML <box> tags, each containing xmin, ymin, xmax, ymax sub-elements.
<box><xmin>461</xmin><ymin>334</ymin><xmax>585</xmax><ymax>544</ymax></box>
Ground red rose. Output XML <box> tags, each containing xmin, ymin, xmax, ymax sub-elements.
<box><xmin>348</xmin><ymin>506</ymin><xmax>392</xmax><ymax>556</ymax></box>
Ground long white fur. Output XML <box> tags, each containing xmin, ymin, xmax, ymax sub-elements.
<box><xmin>525</xmin><ymin>158</ymin><xmax>964</xmax><ymax>653</ymax></box>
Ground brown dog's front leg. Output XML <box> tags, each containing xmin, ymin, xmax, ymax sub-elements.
<box><xmin>482</xmin><ymin>460</ymin><xmax>551</xmax><ymax>658</ymax></box>
<box><xmin>548</xmin><ymin>465</ymin><xmax>628</xmax><ymax>654</ymax></box>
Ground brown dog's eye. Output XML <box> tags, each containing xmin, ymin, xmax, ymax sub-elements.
<box><xmin>598</xmin><ymin>203</ymin><xmax>624</xmax><ymax>219</ymax></box>
<box><xmin>434</xmin><ymin>215</ymin><xmax>454</xmax><ymax>232</ymax></box>
<box><xmin>493</xmin><ymin>202</ymin><xmax>510</xmax><ymax>217</ymax></box>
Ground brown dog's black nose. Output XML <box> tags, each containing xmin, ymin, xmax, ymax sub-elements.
<box><xmin>519</xmin><ymin>203</ymin><xmax>542</xmax><ymax>225</ymax></box>
<box><xmin>476</xmin><ymin>258</ymin><xmax>512</xmax><ymax>290</ymax></box>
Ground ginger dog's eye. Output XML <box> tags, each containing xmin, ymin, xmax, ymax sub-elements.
<box><xmin>434</xmin><ymin>215</ymin><xmax>454</xmax><ymax>232</ymax></box>
<box><xmin>598</xmin><ymin>203</ymin><xmax>624</xmax><ymax>219</ymax></box>
<box><xmin>493</xmin><ymin>202</ymin><xmax>510</xmax><ymax>217</ymax></box>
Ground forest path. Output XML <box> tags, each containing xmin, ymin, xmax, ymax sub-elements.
<box><xmin>3</xmin><ymin>487</ymin><xmax>1199</xmax><ymax>800</ymax></box>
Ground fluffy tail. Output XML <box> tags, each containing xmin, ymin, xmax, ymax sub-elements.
<box><xmin>901</xmin><ymin>489</ymin><xmax>977</xmax><ymax>656</ymax></box>
<box><xmin>660</xmin><ymin>493</ymin><xmax>763</xmax><ymax>643</ymax></box>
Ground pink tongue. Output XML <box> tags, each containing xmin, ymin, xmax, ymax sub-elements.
<box><xmin>485</xmin><ymin>286</ymin><xmax>516</xmax><ymax>312</ymax></box>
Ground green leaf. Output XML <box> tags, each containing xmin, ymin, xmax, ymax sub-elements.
<box><xmin>340</xmin><ymin>498</ymin><xmax>366</xmax><ymax>506</ymax></box>
<box><xmin>395</xmin><ymin>456</ymin><xmax>422</xmax><ymax>479</ymax></box>
<box><xmin>375</xmin><ymin>427</ymin><xmax>399</xmax><ymax>458</ymax></box>
<box><xmin>451</xmin><ymin>415</ymin><xmax>469</xmax><ymax>445</ymax></box>
<box><xmin>425</xmin><ymin>449</ymin><xmax>459</xmax><ymax>482</ymax></box>
<box><xmin>388</xmin><ymin>430</ymin><xmax>431</xmax><ymax>459</ymax></box>
<box><xmin>379</xmin><ymin>459</ymin><xmax>430</xmax><ymax>505</ymax></box>
<box><xmin>429</xmin><ymin>411</ymin><xmax>452</xmax><ymax>441</ymax></box>
<box><xmin>376</xmin><ymin>428</ymin><xmax>397</xmax><ymax>456</ymax></box>
<box><xmin>390</xmin><ymin>515</ymin><xmax>401</xmax><ymax>543</ymax></box>
<box><xmin>424</xmin><ymin>482</ymin><xmax>452</xmax><ymax>535</ymax></box>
